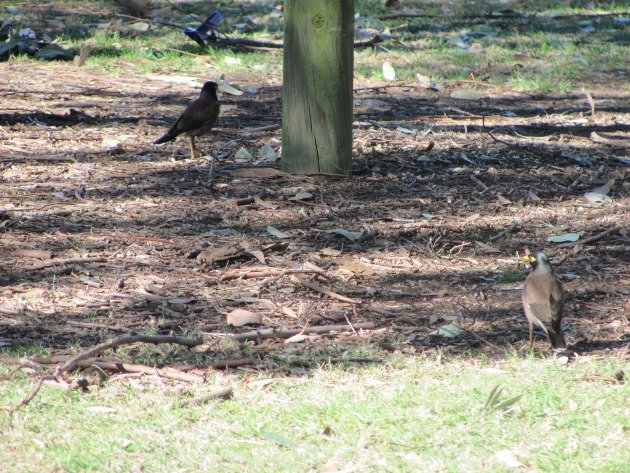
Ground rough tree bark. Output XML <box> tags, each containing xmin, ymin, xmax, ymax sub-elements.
<box><xmin>281</xmin><ymin>0</ymin><xmax>354</xmax><ymax>174</ymax></box>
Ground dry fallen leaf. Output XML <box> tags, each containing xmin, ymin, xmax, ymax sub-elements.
<box><xmin>320</xmin><ymin>247</ymin><xmax>342</xmax><ymax>257</ymax></box>
<box><xmin>496</xmin><ymin>193</ymin><xmax>512</xmax><ymax>204</ymax></box>
<box><xmin>338</xmin><ymin>258</ymin><xmax>378</xmax><ymax>276</ymax></box>
<box><xmin>284</xmin><ymin>333</ymin><xmax>309</xmax><ymax>344</ymax></box>
<box><xmin>227</xmin><ymin>309</ymin><xmax>263</xmax><ymax>327</ymax></box>
<box><xmin>267</xmin><ymin>225</ymin><xmax>290</xmax><ymax>239</ymax></box>
<box><xmin>547</xmin><ymin>232</ymin><xmax>582</xmax><ymax>243</ymax></box>
<box><xmin>528</xmin><ymin>190</ymin><xmax>542</xmax><ymax>201</ymax></box>
<box><xmin>326</xmin><ymin>228</ymin><xmax>363</xmax><ymax>241</ymax></box>
<box><xmin>450</xmin><ymin>89</ymin><xmax>484</xmax><ymax>100</ymax></box>
<box><xmin>281</xmin><ymin>306</ymin><xmax>299</xmax><ymax>319</ymax></box>
<box><xmin>429</xmin><ymin>321</ymin><xmax>461</xmax><ymax>338</ymax></box>
<box><xmin>253</xmin><ymin>196</ymin><xmax>277</xmax><ymax>209</ymax></box>
<box><xmin>584</xmin><ymin>178</ymin><xmax>614</xmax><ymax>203</ymax></box>
<box><xmin>197</xmin><ymin>242</ymin><xmax>243</xmax><ymax>264</ymax></box>
<box><xmin>245</xmin><ymin>248</ymin><xmax>266</xmax><ymax>264</ymax></box>
<box><xmin>288</xmin><ymin>191</ymin><xmax>314</xmax><ymax>201</ymax></box>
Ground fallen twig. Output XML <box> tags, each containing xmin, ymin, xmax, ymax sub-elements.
<box><xmin>38</xmin><ymin>359</ymin><xmax>204</xmax><ymax>383</ymax></box>
<box><xmin>488</xmin><ymin>222</ymin><xmax>520</xmax><ymax>242</ymax></box>
<box><xmin>65</xmin><ymin>320</ymin><xmax>131</xmax><ymax>332</ymax></box>
<box><xmin>29</xmin><ymin>257</ymin><xmax>108</xmax><ymax>270</ymax></box>
<box><xmin>223</xmin><ymin>322</ymin><xmax>375</xmax><ymax>342</ymax></box>
<box><xmin>180</xmin><ymin>388</ymin><xmax>234</xmax><ymax>406</ymax></box>
<box><xmin>223</xmin><ymin>267</ymin><xmax>325</xmax><ymax>282</ymax></box>
<box><xmin>290</xmin><ymin>275</ymin><xmax>360</xmax><ymax>304</ymax></box>
<box><xmin>199</xmin><ymin>359</ymin><xmax>256</xmax><ymax>369</ymax></box>
<box><xmin>0</xmin><ymin>155</ymin><xmax>78</xmax><ymax>163</ymax></box>
<box><xmin>559</xmin><ymin>226</ymin><xmax>620</xmax><ymax>248</ymax></box>
<box><xmin>7</xmin><ymin>335</ymin><xmax>204</xmax><ymax>417</ymax></box>
<box><xmin>470</xmin><ymin>175</ymin><xmax>489</xmax><ymax>192</ymax></box>
<box><xmin>57</xmin><ymin>335</ymin><xmax>203</xmax><ymax>374</ymax></box>
<box><xmin>589</xmin><ymin>132</ymin><xmax>629</xmax><ymax>147</ymax></box>
<box><xmin>583</xmin><ymin>89</ymin><xmax>595</xmax><ymax>118</ymax></box>
<box><xmin>346</xmin><ymin>308</ymin><xmax>359</xmax><ymax>335</ymax></box>
<box><xmin>258</xmin><ymin>268</ymin><xmax>330</xmax><ymax>287</ymax></box>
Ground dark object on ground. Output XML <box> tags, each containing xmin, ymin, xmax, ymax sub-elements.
<box><xmin>0</xmin><ymin>27</ymin><xmax>75</xmax><ymax>61</ymax></box>
<box><xmin>522</xmin><ymin>251</ymin><xmax>567</xmax><ymax>350</ymax></box>
<box><xmin>184</xmin><ymin>11</ymin><xmax>225</xmax><ymax>46</ymax></box>
<box><xmin>154</xmin><ymin>81</ymin><xmax>220</xmax><ymax>160</ymax></box>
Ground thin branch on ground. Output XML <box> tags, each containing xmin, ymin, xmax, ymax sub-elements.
<box><xmin>559</xmin><ymin>226</ymin><xmax>621</xmax><ymax>248</ymax></box>
<box><xmin>65</xmin><ymin>320</ymin><xmax>131</xmax><ymax>332</ymax></box>
<box><xmin>198</xmin><ymin>359</ymin><xmax>256</xmax><ymax>369</ymax></box>
<box><xmin>217</xmin><ymin>322</ymin><xmax>376</xmax><ymax>342</ymax></box>
<box><xmin>590</xmin><ymin>132</ymin><xmax>629</xmax><ymax>147</ymax></box>
<box><xmin>261</xmin><ymin>268</ymin><xmax>331</xmax><ymax>286</ymax></box>
<box><xmin>1</xmin><ymin>155</ymin><xmax>78</xmax><ymax>163</ymax></box>
<box><xmin>29</xmin><ymin>257</ymin><xmax>108</xmax><ymax>270</ymax></box>
<box><xmin>290</xmin><ymin>275</ymin><xmax>360</xmax><ymax>305</ymax></box>
<box><xmin>488</xmin><ymin>222</ymin><xmax>520</xmax><ymax>242</ymax></box>
<box><xmin>180</xmin><ymin>388</ymin><xmax>234</xmax><ymax>406</ymax></box>
<box><xmin>223</xmin><ymin>267</ymin><xmax>326</xmax><ymax>283</ymax></box>
<box><xmin>30</xmin><ymin>359</ymin><xmax>203</xmax><ymax>383</ymax></box>
<box><xmin>346</xmin><ymin>308</ymin><xmax>359</xmax><ymax>335</ymax></box>
<box><xmin>7</xmin><ymin>335</ymin><xmax>204</xmax><ymax>418</ymax></box>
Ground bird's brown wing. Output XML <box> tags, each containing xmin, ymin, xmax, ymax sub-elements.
<box><xmin>523</xmin><ymin>273</ymin><xmax>556</xmax><ymax>328</ymax></box>
<box><xmin>172</xmin><ymin>99</ymin><xmax>220</xmax><ymax>136</ymax></box>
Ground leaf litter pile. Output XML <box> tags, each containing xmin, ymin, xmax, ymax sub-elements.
<box><xmin>0</xmin><ymin>61</ymin><xmax>628</xmax><ymax>398</ymax></box>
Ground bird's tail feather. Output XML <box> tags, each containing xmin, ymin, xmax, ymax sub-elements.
<box><xmin>154</xmin><ymin>133</ymin><xmax>176</xmax><ymax>145</ymax></box>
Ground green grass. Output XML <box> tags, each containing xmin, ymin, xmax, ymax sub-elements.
<box><xmin>2</xmin><ymin>0</ymin><xmax>627</xmax><ymax>92</ymax></box>
<box><xmin>498</xmin><ymin>270</ymin><xmax>528</xmax><ymax>283</ymax></box>
<box><xmin>1</xmin><ymin>352</ymin><xmax>628</xmax><ymax>472</ymax></box>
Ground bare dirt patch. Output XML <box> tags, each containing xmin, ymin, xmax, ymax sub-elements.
<box><xmin>1</xmin><ymin>61</ymin><xmax>628</xmax><ymax>367</ymax></box>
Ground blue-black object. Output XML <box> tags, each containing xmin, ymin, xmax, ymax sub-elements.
<box><xmin>184</xmin><ymin>11</ymin><xmax>225</xmax><ymax>46</ymax></box>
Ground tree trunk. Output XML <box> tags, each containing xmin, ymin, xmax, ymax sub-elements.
<box><xmin>282</xmin><ymin>0</ymin><xmax>354</xmax><ymax>174</ymax></box>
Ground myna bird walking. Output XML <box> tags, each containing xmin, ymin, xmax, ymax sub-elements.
<box><xmin>154</xmin><ymin>81</ymin><xmax>220</xmax><ymax>162</ymax></box>
<box><xmin>521</xmin><ymin>251</ymin><xmax>566</xmax><ymax>351</ymax></box>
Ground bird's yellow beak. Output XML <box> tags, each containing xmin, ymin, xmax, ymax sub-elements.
<box><xmin>522</xmin><ymin>255</ymin><xmax>536</xmax><ymax>264</ymax></box>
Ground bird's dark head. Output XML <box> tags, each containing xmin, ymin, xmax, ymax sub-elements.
<box><xmin>522</xmin><ymin>251</ymin><xmax>552</xmax><ymax>271</ymax></box>
<box><xmin>200</xmin><ymin>81</ymin><xmax>219</xmax><ymax>100</ymax></box>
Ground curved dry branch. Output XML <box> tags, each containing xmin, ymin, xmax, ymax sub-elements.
<box><xmin>6</xmin><ymin>335</ymin><xmax>204</xmax><ymax>419</ymax></box>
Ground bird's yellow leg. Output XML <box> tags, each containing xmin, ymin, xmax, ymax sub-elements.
<box><xmin>188</xmin><ymin>137</ymin><xmax>197</xmax><ymax>159</ymax></box>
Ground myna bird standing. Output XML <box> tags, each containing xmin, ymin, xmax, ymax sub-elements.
<box><xmin>521</xmin><ymin>251</ymin><xmax>566</xmax><ymax>351</ymax></box>
<box><xmin>154</xmin><ymin>81</ymin><xmax>220</xmax><ymax>160</ymax></box>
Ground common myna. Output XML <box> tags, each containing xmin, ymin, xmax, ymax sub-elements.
<box><xmin>154</xmin><ymin>81</ymin><xmax>220</xmax><ymax>160</ymax></box>
<box><xmin>521</xmin><ymin>251</ymin><xmax>566</xmax><ymax>350</ymax></box>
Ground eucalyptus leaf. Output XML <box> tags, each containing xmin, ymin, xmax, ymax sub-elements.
<box><xmin>547</xmin><ymin>232</ymin><xmax>582</xmax><ymax>243</ymax></box>
<box><xmin>260</xmin><ymin>431</ymin><xmax>296</xmax><ymax>448</ymax></box>
<box><xmin>327</xmin><ymin>228</ymin><xmax>363</xmax><ymax>241</ymax></box>
<box><xmin>450</xmin><ymin>89</ymin><xmax>484</xmax><ymax>100</ymax></box>
<box><xmin>267</xmin><ymin>225</ymin><xmax>290</xmax><ymax>239</ymax></box>
<box><xmin>234</xmin><ymin>147</ymin><xmax>253</xmax><ymax>162</ymax></box>
<box><xmin>288</xmin><ymin>191</ymin><xmax>313</xmax><ymax>201</ymax></box>
<box><xmin>584</xmin><ymin>179</ymin><xmax>614</xmax><ymax>203</ymax></box>
<box><xmin>429</xmin><ymin>322</ymin><xmax>461</xmax><ymax>338</ymax></box>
